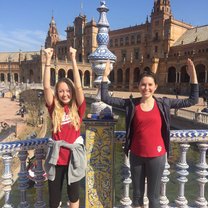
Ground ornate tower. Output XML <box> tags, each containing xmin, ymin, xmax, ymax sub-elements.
<box><xmin>150</xmin><ymin>0</ymin><xmax>172</xmax><ymax>58</ymax></box>
<box><xmin>152</xmin><ymin>0</ymin><xmax>172</xmax><ymax>19</ymax></box>
<box><xmin>45</xmin><ymin>16</ymin><xmax>60</xmax><ymax>49</ymax></box>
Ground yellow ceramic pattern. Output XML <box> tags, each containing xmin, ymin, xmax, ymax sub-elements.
<box><xmin>85</xmin><ymin>122</ymin><xmax>115</xmax><ymax>208</ymax></box>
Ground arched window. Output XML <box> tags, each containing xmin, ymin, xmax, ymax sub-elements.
<box><xmin>0</xmin><ymin>73</ymin><xmax>5</xmax><ymax>82</ymax></box>
<box><xmin>58</xmin><ymin>69</ymin><xmax>65</xmax><ymax>80</ymax></box>
<box><xmin>29</xmin><ymin>69</ymin><xmax>34</xmax><ymax>83</ymax></box>
<box><xmin>125</xmin><ymin>68</ymin><xmax>130</xmax><ymax>83</ymax></box>
<box><xmin>14</xmin><ymin>73</ymin><xmax>18</xmax><ymax>82</ymax></box>
<box><xmin>109</xmin><ymin>70</ymin><xmax>114</xmax><ymax>83</ymax></box>
<box><xmin>167</xmin><ymin>67</ymin><xmax>176</xmax><ymax>83</ymax></box>
<box><xmin>84</xmin><ymin>71</ymin><xmax>90</xmax><ymax>87</ymax></box>
<box><xmin>144</xmin><ymin>67</ymin><xmax>151</xmax><ymax>72</ymax></box>
<box><xmin>50</xmin><ymin>69</ymin><xmax>56</xmax><ymax>86</ymax></box>
<box><xmin>67</xmin><ymin>69</ymin><xmax>74</xmax><ymax>81</ymax></box>
<box><xmin>117</xmin><ymin>68</ymin><xmax>123</xmax><ymax>83</ymax></box>
<box><xmin>180</xmin><ymin>66</ymin><xmax>189</xmax><ymax>83</ymax></box>
<box><xmin>196</xmin><ymin>64</ymin><xmax>205</xmax><ymax>83</ymax></box>
<box><xmin>134</xmin><ymin>68</ymin><xmax>140</xmax><ymax>83</ymax></box>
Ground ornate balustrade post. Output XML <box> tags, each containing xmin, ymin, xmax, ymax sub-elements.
<box><xmin>0</xmin><ymin>137</ymin><xmax>49</xmax><ymax>207</ymax></box>
<box><xmin>1</xmin><ymin>153</ymin><xmax>14</xmax><ymax>208</ymax></box>
<box><xmin>34</xmin><ymin>148</ymin><xmax>46</xmax><ymax>208</ymax></box>
<box><xmin>120</xmin><ymin>152</ymin><xmax>132</xmax><ymax>208</ymax></box>
<box><xmin>84</xmin><ymin>119</ymin><xmax>117</xmax><ymax>208</ymax></box>
<box><xmin>175</xmin><ymin>143</ymin><xmax>190</xmax><ymax>208</ymax></box>
<box><xmin>160</xmin><ymin>153</ymin><xmax>170</xmax><ymax>208</ymax></box>
<box><xmin>195</xmin><ymin>143</ymin><xmax>208</xmax><ymax>207</ymax></box>
<box><xmin>18</xmin><ymin>150</ymin><xmax>29</xmax><ymax>208</ymax></box>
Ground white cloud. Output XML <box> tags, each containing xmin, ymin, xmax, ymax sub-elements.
<box><xmin>0</xmin><ymin>29</ymin><xmax>46</xmax><ymax>52</ymax></box>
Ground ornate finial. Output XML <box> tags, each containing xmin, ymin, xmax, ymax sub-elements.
<box><xmin>80</xmin><ymin>2</ymin><xmax>84</xmax><ymax>15</ymax></box>
<box><xmin>88</xmin><ymin>1</ymin><xmax>116</xmax><ymax>115</ymax></box>
<box><xmin>100</xmin><ymin>0</ymin><xmax>106</xmax><ymax>6</ymax></box>
<box><xmin>89</xmin><ymin>1</ymin><xmax>116</xmax><ymax>62</ymax></box>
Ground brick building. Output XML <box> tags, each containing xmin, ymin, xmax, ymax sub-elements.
<box><xmin>0</xmin><ymin>0</ymin><xmax>208</xmax><ymax>95</ymax></box>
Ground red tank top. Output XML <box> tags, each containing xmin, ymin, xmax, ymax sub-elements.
<box><xmin>130</xmin><ymin>101</ymin><xmax>166</xmax><ymax>157</ymax></box>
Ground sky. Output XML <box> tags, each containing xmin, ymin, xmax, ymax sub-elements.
<box><xmin>0</xmin><ymin>0</ymin><xmax>208</xmax><ymax>52</ymax></box>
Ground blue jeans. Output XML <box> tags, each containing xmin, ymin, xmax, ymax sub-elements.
<box><xmin>130</xmin><ymin>152</ymin><xmax>166</xmax><ymax>208</ymax></box>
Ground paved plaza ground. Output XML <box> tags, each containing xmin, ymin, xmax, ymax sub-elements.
<box><xmin>0</xmin><ymin>91</ymin><xmax>206</xmax><ymax>136</ymax></box>
<box><xmin>0</xmin><ymin>97</ymin><xmax>24</xmax><ymax>126</ymax></box>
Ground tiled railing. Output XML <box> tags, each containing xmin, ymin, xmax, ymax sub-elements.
<box><xmin>0</xmin><ymin>130</ymin><xmax>208</xmax><ymax>208</ymax></box>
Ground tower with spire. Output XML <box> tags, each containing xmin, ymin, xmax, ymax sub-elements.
<box><xmin>45</xmin><ymin>16</ymin><xmax>60</xmax><ymax>49</ymax></box>
<box><xmin>148</xmin><ymin>0</ymin><xmax>172</xmax><ymax>58</ymax></box>
<box><xmin>152</xmin><ymin>0</ymin><xmax>172</xmax><ymax>19</ymax></box>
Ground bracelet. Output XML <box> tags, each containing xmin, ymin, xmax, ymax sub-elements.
<box><xmin>45</xmin><ymin>64</ymin><xmax>51</xmax><ymax>67</ymax></box>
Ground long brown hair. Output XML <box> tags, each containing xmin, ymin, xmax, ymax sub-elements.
<box><xmin>52</xmin><ymin>78</ymin><xmax>80</xmax><ymax>132</ymax></box>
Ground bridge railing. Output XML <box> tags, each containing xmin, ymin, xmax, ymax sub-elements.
<box><xmin>0</xmin><ymin>129</ymin><xmax>208</xmax><ymax>208</ymax></box>
<box><xmin>171</xmin><ymin>108</ymin><xmax>208</xmax><ymax>126</ymax></box>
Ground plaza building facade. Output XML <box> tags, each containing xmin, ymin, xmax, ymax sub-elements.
<box><xmin>0</xmin><ymin>0</ymin><xmax>208</xmax><ymax>95</ymax></box>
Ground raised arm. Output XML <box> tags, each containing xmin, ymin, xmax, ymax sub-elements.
<box><xmin>69</xmin><ymin>47</ymin><xmax>84</xmax><ymax>106</ymax></box>
<box><xmin>169</xmin><ymin>58</ymin><xmax>199</xmax><ymax>108</ymax></box>
<box><xmin>43</xmin><ymin>48</ymin><xmax>54</xmax><ymax>106</ymax></box>
<box><xmin>102</xmin><ymin>59</ymin><xmax>111</xmax><ymax>82</ymax></box>
<box><xmin>101</xmin><ymin>60</ymin><xmax>126</xmax><ymax>108</ymax></box>
<box><xmin>186</xmin><ymin>58</ymin><xmax>198</xmax><ymax>84</ymax></box>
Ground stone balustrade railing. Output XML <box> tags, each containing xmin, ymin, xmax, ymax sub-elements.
<box><xmin>0</xmin><ymin>130</ymin><xmax>208</xmax><ymax>208</ymax></box>
<box><xmin>0</xmin><ymin>138</ymin><xmax>49</xmax><ymax>208</ymax></box>
<box><xmin>171</xmin><ymin>108</ymin><xmax>208</xmax><ymax>126</ymax></box>
<box><xmin>117</xmin><ymin>129</ymin><xmax>208</xmax><ymax>208</ymax></box>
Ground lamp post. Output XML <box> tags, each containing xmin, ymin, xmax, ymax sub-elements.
<box><xmin>8</xmin><ymin>55</ymin><xmax>12</xmax><ymax>92</ymax></box>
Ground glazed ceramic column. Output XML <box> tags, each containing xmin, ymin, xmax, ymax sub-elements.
<box><xmin>85</xmin><ymin>1</ymin><xmax>117</xmax><ymax>207</ymax></box>
<box><xmin>84</xmin><ymin>119</ymin><xmax>117</xmax><ymax>208</ymax></box>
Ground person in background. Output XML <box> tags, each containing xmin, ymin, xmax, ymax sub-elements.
<box><xmin>43</xmin><ymin>47</ymin><xmax>86</xmax><ymax>208</ymax></box>
<box><xmin>101</xmin><ymin>58</ymin><xmax>198</xmax><ymax>208</ymax></box>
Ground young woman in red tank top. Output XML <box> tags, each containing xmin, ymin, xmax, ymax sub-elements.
<box><xmin>101</xmin><ymin>59</ymin><xmax>198</xmax><ymax>208</ymax></box>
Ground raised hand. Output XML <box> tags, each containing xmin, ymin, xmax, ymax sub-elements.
<box><xmin>186</xmin><ymin>58</ymin><xmax>198</xmax><ymax>84</ymax></box>
<box><xmin>43</xmin><ymin>48</ymin><xmax>54</xmax><ymax>62</ymax></box>
<box><xmin>186</xmin><ymin>58</ymin><xmax>195</xmax><ymax>76</ymax></box>
<box><xmin>69</xmin><ymin>47</ymin><xmax>77</xmax><ymax>60</ymax></box>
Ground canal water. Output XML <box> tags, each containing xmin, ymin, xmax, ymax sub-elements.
<box><xmin>0</xmin><ymin>103</ymin><xmax>207</xmax><ymax>207</ymax></box>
